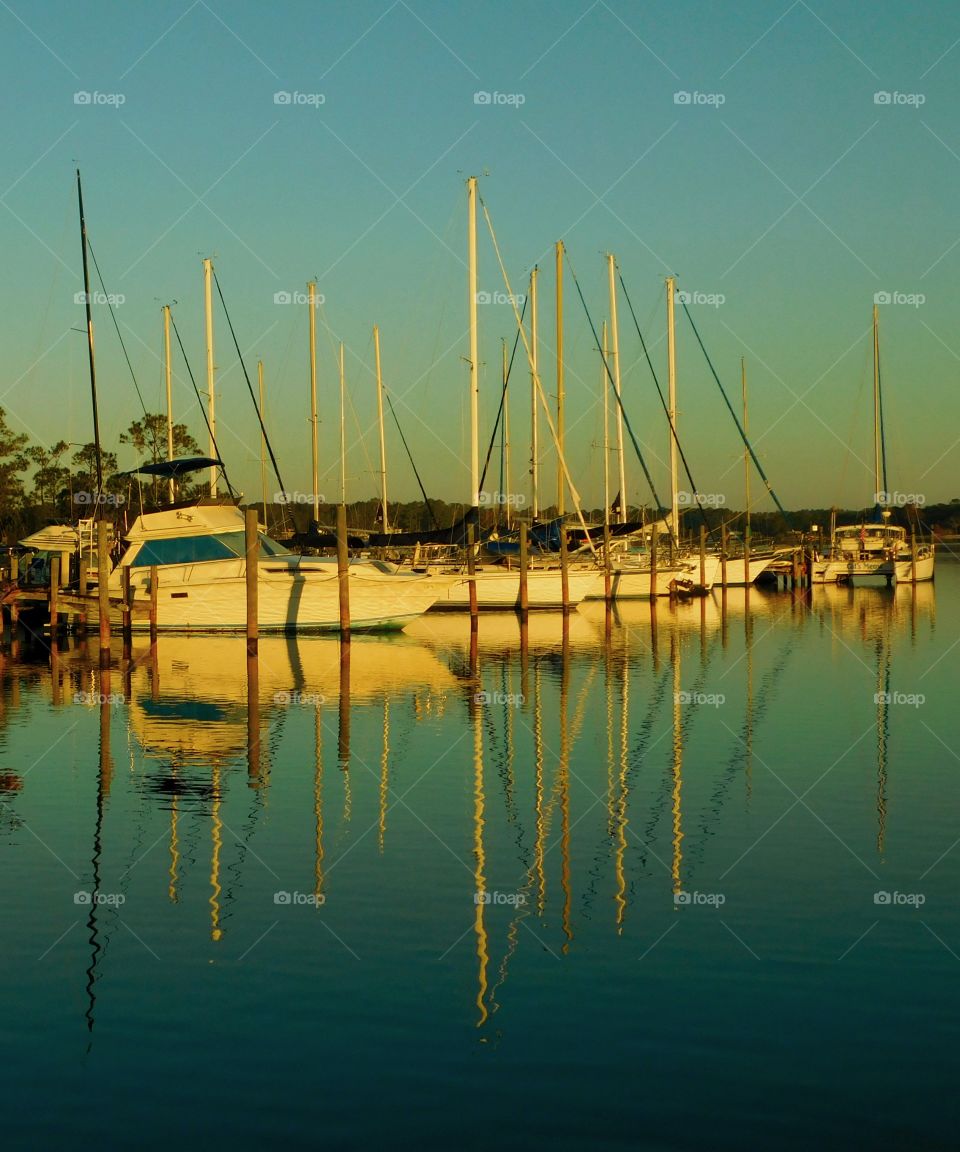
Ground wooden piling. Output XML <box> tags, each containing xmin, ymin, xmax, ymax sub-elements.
<box><xmin>245</xmin><ymin>506</ymin><xmax>259</xmax><ymax>655</ymax></box>
<box><xmin>97</xmin><ymin>519</ymin><xmax>110</xmax><ymax>665</ymax></box>
<box><xmin>9</xmin><ymin>553</ymin><xmax>17</xmax><ymax>582</ymax></box>
<box><xmin>743</xmin><ymin>523</ymin><xmax>751</xmax><ymax>586</ymax></box>
<box><xmin>149</xmin><ymin>565</ymin><xmax>158</xmax><ymax>643</ymax></box>
<box><xmin>559</xmin><ymin>521</ymin><xmax>569</xmax><ymax>610</ymax></box>
<box><xmin>720</xmin><ymin>522</ymin><xmax>728</xmax><ymax>587</ymax></box>
<box><xmin>602</xmin><ymin>521</ymin><xmax>612</xmax><ymax>603</ymax></box>
<box><xmin>911</xmin><ymin>531</ymin><xmax>917</xmax><ymax>584</ymax></box>
<box><xmin>518</xmin><ymin>522</ymin><xmax>529</xmax><ymax>615</ymax></box>
<box><xmin>120</xmin><ymin>565</ymin><xmax>132</xmax><ymax>644</ymax></box>
<box><xmin>78</xmin><ymin>555</ymin><xmax>88</xmax><ymax>633</ymax></box>
<box><xmin>650</xmin><ymin>528</ymin><xmax>659</xmax><ymax>597</ymax></box>
<box><xmin>466</xmin><ymin>522</ymin><xmax>478</xmax><ymax>622</ymax></box>
<box><xmin>336</xmin><ymin>503</ymin><xmax>350</xmax><ymax>637</ymax></box>
<box><xmin>699</xmin><ymin>524</ymin><xmax>706</xmax><ymax>590</ymax></box>
<box><xmin>49</xmin><ymin>555</ymin><xmax>59</xmax><ymax>638</ymax></box>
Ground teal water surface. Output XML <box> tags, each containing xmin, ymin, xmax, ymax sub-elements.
<box><xmin>1</xmin><ymin>571</ymin><xmax>958</xmax><ymax>1150</ymax></box>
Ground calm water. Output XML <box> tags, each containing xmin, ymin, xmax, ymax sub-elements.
<box><xmin>2</xmin><ymin>569</ymin><xmax>959</xmax><ymax>1150</ymax></box>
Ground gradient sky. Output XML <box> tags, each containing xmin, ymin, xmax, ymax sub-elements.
<box><xmin>2</xmin><ymin>0</ymin><xmax>959</xmax><ymax>514</ymax></box>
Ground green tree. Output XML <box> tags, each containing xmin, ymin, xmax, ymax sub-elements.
<box><xmin>28</xmin><ymin>440</ymin><xmax>72</xmax><ymax>513</ymax></box>
<box><xmin>0</xmin><ymin>408</ymin><xmax>30</xmax><ymax>534</ymax></box>
<box><xmin>120</xmin><ymin>413</ymin><xmax>204</xmax><ymax>507</ymax></box>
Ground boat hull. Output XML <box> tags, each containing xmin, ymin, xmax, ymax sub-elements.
<box><xmin>427</xmin><ymin>567</ymin><xmax>602</xmax><ymax>610</ymax></box>
<box><xmin>811</xmin><ymin>552</ymin><xmax>935</xmax><ymax>584</ymax></box>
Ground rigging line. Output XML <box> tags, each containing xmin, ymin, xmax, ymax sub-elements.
<box><xmin>212</xmin><ymin>268</ymin><xmax>289</xmax><ymax>503</ymax></box>
<box><xmin>478</xmin><ymin>296</ymin><xmax>528</xmax><ymax>499</ymax></box>
<box><xmin>563</xmin><ymin>251</ymin><xmax>664</xmax><ymax>512</ymax></box>
<box><xmin>618</xmin><ymin>272</ymin><xmax>715</xmax><ymax>541</ymax></box>
<box><xmin>382</xmin><ymin>385</ymin><xmax>441</xmax><ymax>529</ymax></box>
<box><xmin>86</xmin><ymin>237</ymin><xmax>149</xmax><ymax>422</ymax></box>
<box><xmin>677</xmin><ymin>296</ymin><xmax>791</xmax><ymax>524</ymax></box>
<box><xmin>168</xmin><ymin>311</ymin><xmax>237</xmax><ymax>500</ymax></box>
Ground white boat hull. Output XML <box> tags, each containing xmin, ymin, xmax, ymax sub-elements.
<box><xmin>427</xmin><ymin>566</ymin><xmax>602</xmax><ymax>610</ymax></box>
<box><xmin>811</xmin><ymin>552</ymin><xmax>935</xmax><ymax>584</ymax></box>
<box><xmin>716</xmin><ymin>554</ymin><xmax>776</xmax><ymax>586</ymax></box>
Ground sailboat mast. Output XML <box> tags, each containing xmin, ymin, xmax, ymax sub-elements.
<box><xmin>163</xmin><ymin>304</ymin><xmax>174</xmax><ymax>504</ymax></box>
<box><xmin>602</xmin><ymin>320</ymin><xmax>610</xmax><ymax>524</ymax></box>
<box><xmin>873</xmin><ymin>303</ymin><xmax>882</xmax><ymax>502</ymax></box>
<box><xmin>607</xmin><ymin>254</ymin><xmax>627</xmax><ymax>525</ymax></box>
<box><xmin>374</xmin><ymin>325</ymin><xmax>388</xmax><ymax>533</ymax></box>
<box><xmin>467</xmin><ymin>177</ymin><xmax>480</xmax><ymax>511</ymax></box>
<box><xmin>529</xmin><ymin>266</ymin><xmax>539</xmax><ymax>519</ymax></box>
<box><xmin>556</xmin><ymin>241</ymin><xmax>565</xmax><ymax>516</ymax></box>
<box><xmin>76</xmin><ymin>171</ymin><xmax>104</xmax><ymax>505</ymax></box>
<box><xmin>258</xmin><ymin>359</ymin><xmax>268</xmax><ymax>515</ymax></box>
<box><xmin>742</xmin><ymin>358</ymin><xmax>750</xmax><ymax>545</ymax></box>
<box><xmin>666</xmin><ymin>276</ymin><xmax>679</xmax><ymax>547</ymax></box>
<box><xmin>502</xmin><ymin>338</ymin><xmax>512</xmax><ymax>531</ymax></box>
<box><xmin>203</xmin><ymin>258</ymin><xmax>217</xmax><ymax>497</ymax></box>
<box><xmin>309</xmin><ymin>281</ymin><xmax>319</xmax><ymax>509</ymax></box>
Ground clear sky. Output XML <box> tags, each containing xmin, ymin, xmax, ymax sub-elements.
<box><xmin>2</xmin><ymin>0</ymin><xmax>959</xmax><ymax>514</ymax></box>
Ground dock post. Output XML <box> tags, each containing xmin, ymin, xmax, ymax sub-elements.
<box><xmin>518</xmin><ymin>522</ymin><xmax>529</xmax><ymax>615</ymax></box>
<box><xmin>120</xmin><ymin>566</ymin><xmax>132</xmax><ymax>645</ymax></box>
<box><xmin>97</xmin><ymin>520</ymin><xmax>110</xmax><ymax>666</ymax></box>
<box><xmin>9</xmin><ymin>553</ymin><xmax>17</xmax><ymax>582</ymax></box>
<box><xmin>336</xmin><ymin>504</ymin><xmax>350</xmax><ymax>638</ymax></box>
<box><xmin>744</xmin><ymin>522</ymin><xmax>751</xmax><ymax>586</ymax></box>
<box><xmin>602</xmin><ymin>521</ymin><xmax>612</xmax><ymax>603</ymax></box>
<box><xmin>650</xmin><ymin>528</ymin><xmax>659</xmax><ymax>598</ymax></box>
<box><xmin>49</xmin><ymin>555</ymin><xmax>59</xmax><ymax>639</ymax></box>
<box><xmin>245</xmin><ymin>506</ymin><xmax>259</xmax><ymax>656</ymax></box>
<box><xmin>78</xmin><ymin>554</ymin><xmax>88</xmax><ymax>634</ymax></box>
<box><xmin>149</xmin><ymin>566</ymin><xmax>158</xmax><ymax>643</ymax></box>
<box><xmin>559</xmin><ymin>521</ymin><xmax>570</xmax><ymax>611</ymax></box>
<box><xmin>699</xmin><ymin>524</ymin><xmax>706</xmax><ymax>591</ymax></box>
<box><xmin>791</xmin><ymin>548</ymin><xmax>800</xmax><ymax>590</ymax></box>
<box><xmin>720</xmin><ymin>522</ymin><xmax>728</xmax><ymax>587</ymax></box>
<box><xmin>911</xmin><ymin>531</ymin><xmax>917</xmax><ymax>585</ymax></box>
<box><xmin>466</xmin><ymin>522</ymin><xmax>478</xmax><ymax>623</ymax></box>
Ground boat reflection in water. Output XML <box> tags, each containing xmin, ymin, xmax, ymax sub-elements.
<box><xmin>64</xmin><ymin>575</ymin><xmax>934</xmax><ymax>1035</ymax></box>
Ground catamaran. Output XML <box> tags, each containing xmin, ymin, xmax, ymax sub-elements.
<box><xmin>811</xmin><ymin>306</ymin><xmax>934</xmax><ymax>585</ymax></box>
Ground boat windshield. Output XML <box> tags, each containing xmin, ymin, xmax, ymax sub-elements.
<box><xmin>129</xmin><ymin>531</ymin><xmax>290</xmax><ymax>567</ymax></box>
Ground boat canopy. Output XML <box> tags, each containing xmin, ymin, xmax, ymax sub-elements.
<box><xmin>121</xmin><ymin>456</ymin><xmax>223</xmax><ymax>480</ymax></box>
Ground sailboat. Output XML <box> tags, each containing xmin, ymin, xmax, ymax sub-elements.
<box><xmin>811</xmin><ymin>306</ymin><xmax>934</xmax><ymax>585</ymax></box>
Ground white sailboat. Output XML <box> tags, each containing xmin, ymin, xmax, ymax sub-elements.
<box><xmin>811</xmin><ymin>306</ymin><xmax>934</xmax><ymax>585</ymax></box>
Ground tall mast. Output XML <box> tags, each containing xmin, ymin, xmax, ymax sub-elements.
<box><xmin>309</xmin><ymin>280</ymin><xmax>319</xmax><ymax>510</ymax></box>
<box><xmin>76</xmin><ymin>171</ymin><xmax>104</xmax><ymax>506</ymax></box>
<box><xmin>339</xmin><ymin>341</ymin><xmax>346</xmax><ymax>506</ymax></box>
<box><xmin>502</xmin><ymin>338</ymin><xmax>512</xmax><ymax>531</ymax></box>
<box><xmin>258</xmin><ymin>359</ymin><xmax>268</xmax><ymax>515</ymax></box>
<box><xmin>873</xmin><ymin>303</ymin><xmax>882</xmax><ymax>503</ymax></box>
<box><xmin>374</xmin><ymin>325</ymin><xmax>388</xmax><ymax>533</ymax></box>
<box><xmin>742</xmin><ymin>358</ymin><xmax>750</xmax><ymax>545</ymax></box>
<box><xmin>203</xmin><ymin>257</ymin><xmax>217</xmax><ymax>497</ymax></box>
<box><xmin>555</xmin><ymin>240</ymin><xmax>565</xmax><ymax>516</ymax></box>
<box><xmin>602</xmin><ymin>320</ymin><xmax>610</xmax><ymax>524</ymax></box>
<box><xmin>529</xmin><ymin>266</ymin><xmax>539</xmax><ymax>519</ymax></box>
<box><xmin>607</xmin><ymin>254</ymin><xmax>626</xmax><ymax>525</ymax></box>
<box><xmin>467</xmin><ymin>176</ymin><xmax>480</xmax><ymax>511</ymax></box>
<box><xmin>163</xmin><ymin>304</ymin><xmax>174</xmax><ymax>504</ymax></box>
<box><xmin>666</xmin><ymin>275</ymin><xmax>679</xmax><ymax>547</ymax></box>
